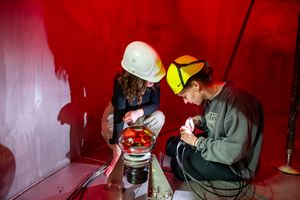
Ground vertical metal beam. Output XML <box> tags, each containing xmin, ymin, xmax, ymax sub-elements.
<box><xmin>278</xmin><ymin>8</ymin><xmax>300</xmax><ymax>175</ymax></box>
<box><xmin>223</xmin><ymin>0</ymin><xmax>255</xmax><ymax>81</ymax></box>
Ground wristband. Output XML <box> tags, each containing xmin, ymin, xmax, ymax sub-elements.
<box><xmin>193</xmin><ymin>138</ymin><xmax>199</xmax><ymax>147</ymax></box>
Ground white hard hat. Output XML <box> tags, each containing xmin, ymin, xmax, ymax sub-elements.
<box><xmin>121</xmin><ymin>41</ymin><xmax>166</xmax><ymax>82</ymax></box>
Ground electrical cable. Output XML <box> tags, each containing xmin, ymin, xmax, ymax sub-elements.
<box><xmin>180</xmin><ymin>154</ymin><xmax>250</xmax><ymax>198</ymax></box>
<box><xmin>178</xmin><ymin>150</ymin><xmax>248</xmax><ymax>199</ymax></box>
<box><xmin>66</xmin><ymin>163</ymin><xmax>108</xmax><ymax>200</ymax></box>
<box><xmin>175</xmin><ymin>141</ymin><xmax>253</xmax><ymax>199</ymax></box>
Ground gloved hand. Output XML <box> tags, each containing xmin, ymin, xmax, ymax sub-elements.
<box><xmin>184</xmin><ymin>117</ymin><xmax>195</xmax><ymax>132</ymax></box>
<box><xmin>180</xmin><ymin>125</ymin><xmax>198</xmax><ymax>146</ymax></box>
<box><xmin>123</xmin><ymin>109</ymin><xmax>144</xmax><ymax>124</ymax></box>
<box><xmin>180</xmin><ymin>125</ymin><xmax>193</xmax><ymax>135</ymax></box>
<box><xmin>105</xmin><ymin>144</ymin><xmax>122</xmax><ymax>177</ymax></box>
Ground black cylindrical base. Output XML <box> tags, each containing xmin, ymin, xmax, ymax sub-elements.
<box><xmin>125</xmin><ymin>165</ymin><xmax>149</xmax><ymax>184</ymax></box>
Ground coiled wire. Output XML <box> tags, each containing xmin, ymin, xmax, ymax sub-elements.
<box><xmin>175</xmin><ymin>141</ymin><xmax>253</xmax><ymax>200</ymax></box>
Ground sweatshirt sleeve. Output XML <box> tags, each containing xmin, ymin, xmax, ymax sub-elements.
<box><xmin>195</xmin><ymin>96</ymin><xmax>261</xmax><ymax>165</ymax></box>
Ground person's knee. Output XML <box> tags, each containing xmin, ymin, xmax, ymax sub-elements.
<box><xmin>153</xmin><ymin>110</ymin><xmax>165</xmax><ymax>126</ymax></box>
<box><xmin>166</xmin><ymin>136</ymin><xmax>181</xmax><ymax>157</ymax></box>
<box><xmin>145</xmin><ymin>111</ymin><xmax>165</xmax><ymax>134</ymax></box>
<box><xmin>101</xmin><ymin>131</ymin><xmax>110</xmax><ymax>142</ymax></box>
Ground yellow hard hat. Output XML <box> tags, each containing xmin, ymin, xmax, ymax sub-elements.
<box><xmin>166</xmin><ymin>55</ymin><xmax>205</xmax><ymax>94</ymax></box>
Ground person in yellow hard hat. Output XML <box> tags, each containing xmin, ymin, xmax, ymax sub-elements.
<box><xmin>101</xmin><ymin>41</ymin><xmax>166</xmax><ymax>186</ymax></box>
<box><xmin>166</xmin><ymin>55</ymin><xmax>264</xmax><ymax>182</ymax></box>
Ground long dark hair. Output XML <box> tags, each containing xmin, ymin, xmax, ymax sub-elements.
<box><xmin>116</xmin><ymin>70</ymin><xmax>148</xmax><ymax>105</ymax></box>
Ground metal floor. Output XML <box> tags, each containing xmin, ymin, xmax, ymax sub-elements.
<box><xmin>14</xmin><ymin>117</ymin><xmax>300</xmax><ymax>200</ymax></box>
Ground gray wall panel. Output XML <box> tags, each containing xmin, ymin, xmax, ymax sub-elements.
<box><xmin>0</xmin><ymin>1</ymin><xmax>70</xmax><ymax>199</ymax></box>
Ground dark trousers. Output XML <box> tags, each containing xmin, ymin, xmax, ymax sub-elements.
<box><xmin>166</xmin><ymin>136</ymin><xmax>241</xmax><ymax>181</ymax></box>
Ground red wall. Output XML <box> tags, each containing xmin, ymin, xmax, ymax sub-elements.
<box><xmin>0</xmin><ymin>0</ymin><xmax>299</xmax><ymax>198</ymax></box>
<box><xmin>42</xmin><ymin>0</ymin><xmax>299</xmax><ymax>130</ymax></box>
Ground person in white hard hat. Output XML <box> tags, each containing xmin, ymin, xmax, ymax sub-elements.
<box><xmin>101</xmin><ymin>41</ymin><xmax>166</xmax><ymax>186</ymax></box>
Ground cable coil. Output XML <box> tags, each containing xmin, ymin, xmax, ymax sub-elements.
<box><xmin>175</xmin><ymin>141</ymin><xmax>253</xmax><ymax>200</ymax></box>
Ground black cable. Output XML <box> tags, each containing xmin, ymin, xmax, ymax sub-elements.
<box><xmin>175</xmin><ymin>141</ymin><xmax>253</xmax><ymax>199</ymax></box>
<box><xmin>66</xmin><ymin>164</ymin><xmax>108</xmax><ymax>200</ymax></box>
<box><xmin>177</xmin><ymin>142</ymin><xmax>252</xmax><ymax>190</ymax></box>
<box><xmin>78</xmin><ymin>187</ymin><xmax>87</xmax><ymax>200</ymax></box>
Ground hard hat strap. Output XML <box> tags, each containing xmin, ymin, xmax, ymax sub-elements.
<box><xmin>175</xmin><ymin>65</ymin><xmax>185</xmax><ymax>87</ymax></box>
<box><xmin>172</xmin><ymin>60</ymin><xmax>205</xmax><ymax>88</ymax></box>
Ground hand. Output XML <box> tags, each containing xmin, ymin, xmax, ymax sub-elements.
<box><xmin>105</xmin><ymin>144</ymin><xmax>122</xmax><ymax>176</ymax></box>
<box><xmin>123</xmin><ymin>109</ymin><xmax>144</xmax><ymax>124</ymax></box>
<box><xmin>180</xmin><ymin>126</ymin><xmax>198</xmax><ymax>146</ymax></box>
<box><xmin>192</xmin><ymin>115</ymin><xmax>203</xmax><ymax>128</ymax></box>
<box><xmin>184</xmin><ymin>117</ymin><xmax>195</xmax><ymax>132</ymax></box>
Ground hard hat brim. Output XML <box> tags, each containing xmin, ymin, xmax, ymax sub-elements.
<box><xmin>121</xmin><ymin>60</ymin><xmax>166</xmax><ymax>83</ymax></box>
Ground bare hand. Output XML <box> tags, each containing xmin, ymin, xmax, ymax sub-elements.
<box><xmin>123</xmin><ymin>109</ymin><xmax>144</xmax><ymax>124</ymax></box>
<box><xmin>192</xmin><ymin>115</ymin><xmax>203</xmax><ymax>128</ymax></box>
